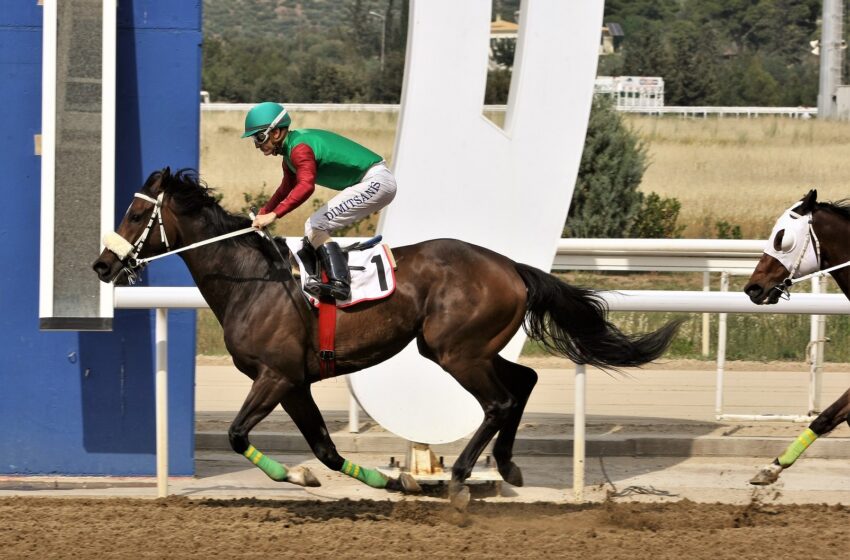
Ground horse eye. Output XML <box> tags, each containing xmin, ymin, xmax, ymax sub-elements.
<box><xmin>129</xmin><ymin>213</ymin><xmax>143</xmax><ymax>223</ymax></box>
<box><xmin>774</xmin><ymin>229</ymin><xmax>795</xmax><ymax>252</ymax></box>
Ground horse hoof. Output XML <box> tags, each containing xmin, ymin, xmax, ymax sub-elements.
<box><xmin>449</xmin><ymin>482</ymin><xmax>470</xmax><ymax>511</ymax></box>
<box><xmin>499</xmin><ymin>462</ymin><xmax>524</xmax><ymax>487</ymax></box>
<box><xmin>749</xmin><ymin>463</ymin><xmax>783</xmax><ymax>486</ymax></box>
<box><xmin>398</xmin><ymin>472</ymin><xmax>422</xmax><ymax>494</ymax></box>
<box><xmin>287</xmin><ymin>466</ymin><xmax>321</xmax><ymax>487</ymax></box>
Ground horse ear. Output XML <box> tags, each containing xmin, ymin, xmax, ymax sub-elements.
<box><xmin>799</xmin><ymin>189</ymin><xmax>817</xmax><ymax>213</ymax></box>
<box><xmin>161</xmin><ymin>166</ymin><xmax>172</xmax><ymax>179</ymax></box>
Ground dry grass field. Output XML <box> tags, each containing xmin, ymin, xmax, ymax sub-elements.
<box><xmin>201</xmin><ymin>108</ymin><xmax>850</xmax><ymax>239</ymax></box>
<box><xmin>197</xmin><ymin>108</ymin><xmax>850</xmax><ymax>359</ymax></box>
<box><xmin>630</xmin><ymin>115</ymin><xmax>850</xmax><ymax>238</ymax></box>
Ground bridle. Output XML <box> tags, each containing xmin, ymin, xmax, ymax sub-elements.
<box><xmin>104</xmin><ymin>190</ymin><xmax>255</xmax><ymax>284</ymax></box>
<box><xmin>128</xmin><ymin>192</ymin><xmax>171</xmax><ymax>264</ymax></box>
<box><xmin>101</xmin><ymin>192</ymin><xmax>171</xmax><ymax>284</ymax></box>
<box><xmin>770</xmin><ymin>210</ymin><xmax>821</xmax><ymax>299</ymax></box>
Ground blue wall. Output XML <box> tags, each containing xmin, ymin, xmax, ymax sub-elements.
<box><xmin>0</xmin><ymin>1</ymin><xmax>202</xmax><ymax>476</ymax></box>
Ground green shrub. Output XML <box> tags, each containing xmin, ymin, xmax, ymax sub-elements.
<box><xmin>566</xmin><ymin>96</ymin><xmax>647</xmax><ymax>238</ymax></box>
<box><xmin>630</xmin><ymin>192</ymin><xmax>685</xmax><ymax>239</ymax></box>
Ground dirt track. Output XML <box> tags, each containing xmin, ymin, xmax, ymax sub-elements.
<box><xmin>2</xmin><ymin>496</ymin><xmax>848</xmax><ymax>559</ymax></box>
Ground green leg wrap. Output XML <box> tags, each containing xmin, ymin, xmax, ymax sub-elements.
<box><xmin>778</xmin><ymin>428</ymin><xmax>818</xmax><ymax>468</ymax></box>
<box><xmin>243</xmin><ymin>445</ymin><xmax>288</xmax><ymax>482</ymax></box>
<box><xmin>341</xmin><ymin>459</ymin><xmax>388</xmax><ymax>488</ymax></box>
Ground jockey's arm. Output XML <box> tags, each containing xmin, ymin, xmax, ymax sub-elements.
<box><xmin>259</xmin><ymin>144</ymin><xmax>317</xmax><ymax>222</ymax></box>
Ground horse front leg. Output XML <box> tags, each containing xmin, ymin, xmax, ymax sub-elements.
<box><xmin>751</xmin><ymin>388</ymin><xmax>850</xmax><ymax>485</ymax></box>
<box><xmin>279</xmin><ymin>384</ymin><xmax>421</xmax><ymax>494</ymax></box>
<box><xmin>228</xmin><ymin>370</ymin><xmax>319</xmax><ymax>487</ymax></box>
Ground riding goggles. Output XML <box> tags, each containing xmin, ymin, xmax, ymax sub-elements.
<box><xmin>252</xmin><ymin>107</ymin><xmax>288</xmax><ymax>146</ymax></box>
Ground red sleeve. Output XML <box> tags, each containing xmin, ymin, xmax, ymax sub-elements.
<box><xmin>260</xmin><ymin>143</ymin><xmax>317</xmax><ymax>218</ymax></box>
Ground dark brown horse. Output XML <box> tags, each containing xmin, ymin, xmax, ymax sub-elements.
<box><xmin>745</xmin><ymin>189</ymin><xmax>850</xmax><ymax>484</ymax></box>
<box><xmin>93</xmin><ymin>168</ymin><xmax>681</xmax><ymax>507</ymax></box>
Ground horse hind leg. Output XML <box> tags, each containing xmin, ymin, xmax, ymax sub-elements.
<box><xmin>490</xmin><ymin>357</ymin><xmax>538</xmax><ymax>487</ymax></box>
<box><xmin>418</xmin><ymin>351</ymin><xmax>516</xmax><ymax>509</ymax></box>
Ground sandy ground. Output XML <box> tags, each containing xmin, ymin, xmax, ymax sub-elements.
<box><xmin>7</xmin><ymin>357</ymin><xmax>839</xmax><ymax>558</ymax></box>
<box><xmin>2</xmin><ymin>495</ymin><xmax>848</xmax><ymax>559</ymax></box>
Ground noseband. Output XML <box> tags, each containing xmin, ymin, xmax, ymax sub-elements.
<box><xmin>102</xmin><ymin>192</ymin><xmax>171</xmax><ymax>284</ymax></box>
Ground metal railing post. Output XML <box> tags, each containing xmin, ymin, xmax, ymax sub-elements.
<box><xmin>809</xmin><ymin>277</ymin><xmax>826</xmax><ymax>414</ymax></box>
<box><xmin>702</xmin><ymin>271</ymin><xmax>711</xmax><ymax>357</ymax></box>
<box><xmin>715</xmin><ymin>272</ymin><xmax>729</xmax><ymax>417</ymax></box>
<box><xmin>573</xmin><ymin>363</ymin><xmax>586</xmax><ymax>503</ymax></box>
<box><xmin>155</xmin><ymin>308</ymin><xmax>169</xmax><ymax>498</ymax></box>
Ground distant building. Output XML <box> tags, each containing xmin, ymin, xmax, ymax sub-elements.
<box><xmin>490</xmin><ymin>13</ymin><xmax>519</xmax><ymax>40</ymax></box>
<box><xmin>600</xmin><ymin>22</ymin><xmax>624</xmax><ymax>55</ymax></box>
<box><xmin>595</xmin><ymin>76</ymin><xmax>665</xmax><ymax>108</ymax></box>
<box><xmin>488</xmin><ymin>16</ymin><xmax>625</xmax><ymax>69</ymax></box>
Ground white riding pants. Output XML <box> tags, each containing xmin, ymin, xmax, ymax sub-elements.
<box><xmin>305</xmin><ymin>162</ymin><xmax>397</xmax><ymax>247</ymax></box>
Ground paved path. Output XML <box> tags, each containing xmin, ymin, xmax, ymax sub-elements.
<box><xmin>5</xmin><ymin>359</ymin><xmax>850</xmax><ymax>504</ymax></box>
<box><xmin>197</xmin><ymin>359</ymin><xmax>850</xmax><ymax>420</ymax></box>
<box><xmin>4</xmin><ymin>452</ymin><xmax>850</xmax><ymax>505</ymax></box>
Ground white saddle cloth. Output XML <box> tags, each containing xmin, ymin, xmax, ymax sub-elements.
<box><xmin>286</xmin><ymin>239</ymin><xmax>397</xmax><ymax>308</ymax></box>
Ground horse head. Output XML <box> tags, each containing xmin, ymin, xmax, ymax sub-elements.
<box><xmin>92</xmin><ymin>167</ymin><xmax>182</xmax><ymax>284</ymax></box>
<box><xmin>744</xmin><ymin>189</ymin><xmax>820</xmax><ymax>304</ymax></box>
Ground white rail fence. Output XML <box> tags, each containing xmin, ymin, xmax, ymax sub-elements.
<box><xmin>201</xmin><ymin>102</ymin><xmax>818</xmax><ymax>119</ymax></box>
<box><xmin>122</xmin><ymin>238</ymin><xmax>848</xmax><ymax>498</ymax></box>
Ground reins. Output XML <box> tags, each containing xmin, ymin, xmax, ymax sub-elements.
<box><xmin>118</xmin><ymin>191</ymin><xmax>271</xmax><ymax>282</ymax></box>
<box><xmin>133</xmin><ymin>226</ymin><xmax>257</xmax><ymax>266</ymax></box>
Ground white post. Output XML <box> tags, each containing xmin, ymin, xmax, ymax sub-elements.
<box><xmin>809</xmin><ymin>277</ymin><xmax>826</xmax><ymax>414</ymax></box>
<box><xmin>349</xmin><ymin>392</ymin><xmax>360</xmax><ymax>433</ymax></box>
<box><xmin>573</xmin><ymin>363</ymin><xmax>586</xmax><ymax>503</ymax></box>
<box><xmin>702</xmin><ymin>271</ymin><xmax>710</xmax><ymax>357</ymax></box>
<box><xmin>715</xmin><ymin>272</ymin><xmax>729</xmax><ymax>417</ymax></box>
<box><xmin>155</xmin><ymin>308</ymin><xmax>169</xmax><ymax>498</ymax></box>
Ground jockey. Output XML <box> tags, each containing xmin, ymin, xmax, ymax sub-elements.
<box><xmin>243</xmin><ymin>101</ymin><xmax>397</xmax><ymax>300</ymax></box>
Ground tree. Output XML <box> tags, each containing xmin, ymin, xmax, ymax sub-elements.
<box><xmin>565</xmin><ymin>97</ymin><xmax>647</xmax><ymax>238</ymax></box>
<box><xmin>664</xmin><ymin>21</ymin><xmax>721</xmax><ymax>106</ymax></box>
<box><xmin>621</xmin><ymin>23</ymin><xmax>670</xmax><ymax>77</ymax></box>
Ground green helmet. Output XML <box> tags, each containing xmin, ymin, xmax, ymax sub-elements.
<box><xmin>242</xmin><ymin>101</ymin><xmax>292</xmax><ymax>138</ymax></box>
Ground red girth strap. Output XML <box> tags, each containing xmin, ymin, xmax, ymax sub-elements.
<box><xmin>317</xmin><ymin>271</ymin><xmax>337</xmax><ymax>379</ymax></box>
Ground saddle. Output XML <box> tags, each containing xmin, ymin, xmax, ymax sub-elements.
<box><xmin>286</xmin><ymin>236</ymin><xmax>397</xmax><ymax>308</ymax></box>
<box><xmin>293</xmin><ymin>235</ymin><xmax>380</xmax><ymax>281</ymax></box>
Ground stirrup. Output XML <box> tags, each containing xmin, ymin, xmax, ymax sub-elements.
<box><xmin>327</xmin><ymin>280</ymin><xmax>350</xmax><ymax>300</ymax></box>
<box><xmin>304</xmin><ymin>276</ymin><xmax>334</xmax><ymax>299</ymax></box>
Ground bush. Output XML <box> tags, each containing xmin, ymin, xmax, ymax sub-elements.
<box><xmin>630</xmin><ymin>192</ymin><xmax>685</xmax><ymax>238</ymax></box>
<box><xmin>565</xmin><ymin>96</ymin><xmax>647</xmax><ymax>238</ymax></box>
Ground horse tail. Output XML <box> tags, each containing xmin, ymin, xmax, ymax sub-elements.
<box><xmin>514</xmin><ymin>263</ymin><xmax>682</xmax><ymax>369</ymax></box>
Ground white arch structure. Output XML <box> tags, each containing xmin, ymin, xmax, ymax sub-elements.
<box><xmin>348</xmin><ymin>0</ymin><xmax>605</xmax><ymax>444</ymax></box>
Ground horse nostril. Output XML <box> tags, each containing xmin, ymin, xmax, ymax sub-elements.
<box><xmin>744</xmin><ymin>284</ymin><xmax>763</xmax><ymax>299</ymax></box>
<box><xmin>92</xmin><ymin>260</ymin><xmax>110</xmax><ymax>278</ymax></box>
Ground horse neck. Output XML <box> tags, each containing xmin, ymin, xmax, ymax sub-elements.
<box><xmin>816</xmin><ymin>208</ymin><xmax>850</xmax><ymax>298</ymax></box>
<box><xmin>172</xmin><ymin>213</ymin><xmax>282</xmax><ymax>317</ymax></box>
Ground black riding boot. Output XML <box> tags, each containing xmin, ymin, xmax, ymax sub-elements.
<box><xmin>305</xmin><ymin>242</ymin><xmax>350</xmax><ymax>300</ymax></box>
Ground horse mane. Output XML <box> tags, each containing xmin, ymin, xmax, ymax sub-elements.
<box><xmin>144</xmin><ymin>167</ymin><xmax>284</xmax><ymax>258</ymax></box>
<box><xmin>818</xmin><ymin>199</ymin><xmax>850</xmax><ymax>221</ymax></box>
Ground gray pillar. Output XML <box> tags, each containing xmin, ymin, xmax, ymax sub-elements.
<box><xmin>818</xmin><ymin>0</ymin><xmax>844</xmax><ymax>119</ymax></box>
